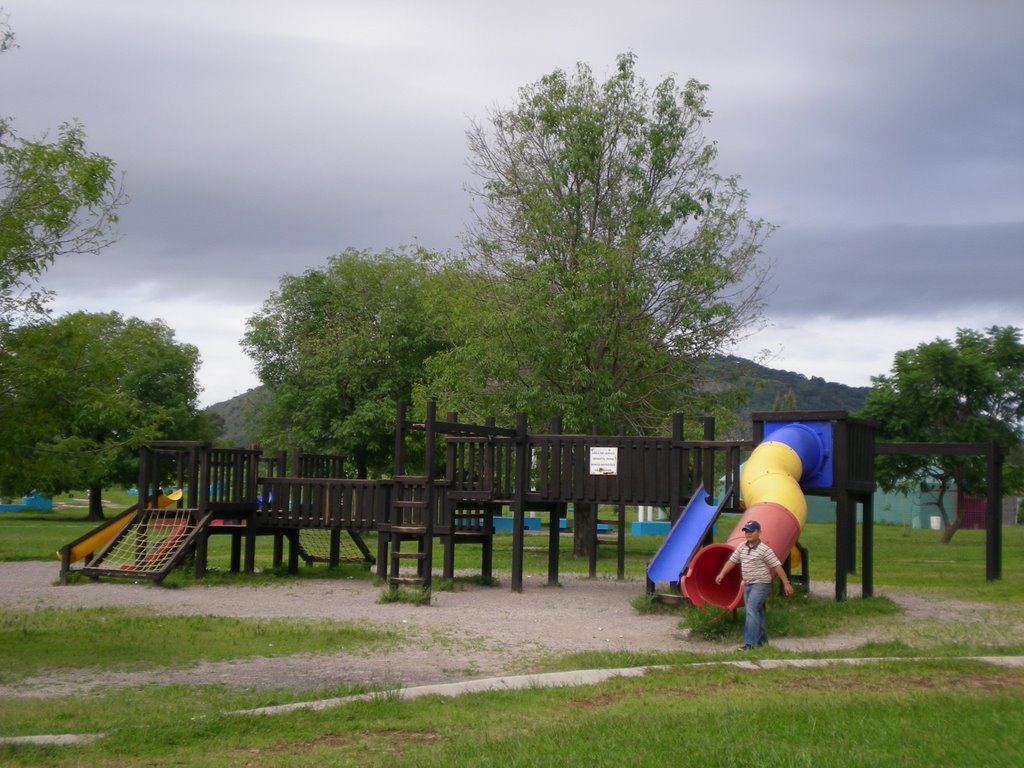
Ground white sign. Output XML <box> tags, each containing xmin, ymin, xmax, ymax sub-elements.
<box><xmin>589</xmin><ymin>446</ymin><xmax>618</xmax><ymax>476</ymax></box>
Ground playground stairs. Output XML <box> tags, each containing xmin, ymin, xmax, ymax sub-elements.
<box><xmin>387</xmin><ymin>530</ymin><xmax>429</xmax><ymax>588</ymax></box>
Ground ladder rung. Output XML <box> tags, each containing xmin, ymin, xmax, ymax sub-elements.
<box><xmin>389</xmin><ymin>577</ymin><xmax>427</xmax><ymax>586</ymax></box>
<box><xmin>394</xmin><ymin>500</ymin><xmax>427</xmax><ymax>508</ymax></box>
<box><xmin>390</xmin><ymin>525</ymin><xmax>427</xmax><ymax>534</ymax></box>
<box><xmin>393</xmin><ymin>552</ymin><xmax>425</xmax><ymax>560</ymax></box>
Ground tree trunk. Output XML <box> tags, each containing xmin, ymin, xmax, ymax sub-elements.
<box><xmin>86</xmin><ymin>483</ymin><xmax>105</xmax><ymax>521</ymax></box>
<box><xmin>572</xmin><ymin>501</ymin><xmax>594</xmax><ymax>559</ymax></box>
<box><xmin>941</xmin><ymin>513</ymin><xmax>964</xmax><ymax>544</ymax></box>
<box><xmin>935</xmin><ymin>486</ymin><xmax>961</xmax><ymax>544</ymax></box>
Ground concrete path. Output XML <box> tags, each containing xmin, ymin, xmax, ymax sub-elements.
<box><xmin>231</xmin><ymin>654</ymin><xmax>1024</xmax><ymax>716</ymax></box>
<box><xmin>7</xmin><ymin>655</ymin><xmax>1023</xmax><ymax>745</ymax></box>
<box><xmin>231</xmin><ymin>665</ymin><xmax>671</xmax><ymax>716</ymax></box>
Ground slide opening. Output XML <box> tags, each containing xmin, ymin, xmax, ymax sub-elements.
<box><xmin>681</xmin><ymin>544</ymin><xmax>743</xmax><ymax>609</ymax></box>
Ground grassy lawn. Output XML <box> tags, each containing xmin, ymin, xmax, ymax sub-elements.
<box><xmin>0</xmin><ymin>607</ymin><xmax>400</xmax><ymax>685</ymax></box>
<box><xmin>2</xmin><ymin>510</ymin><xmax>1023</xmax><ymax>766</ymax></box>
<box><xmin>1</xmin><ymin>659</ymin><xmax>1021</xmax><ymax>766</ymax></box>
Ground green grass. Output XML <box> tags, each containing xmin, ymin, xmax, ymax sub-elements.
<box><xmin>3</xmin><ymin>513</ymin><xmax>1024</xmax><ymax>765</ymax></box>
<box><xmin>376</xmin><ymin>585</ymin><xmax>433</xmax><ymax>606</ymax></box>
<box><xmin>678</xmin><ymin>592</ymin><xmax>904</xmax><ymax>642</ymax></box>
<box><xmin>0</xmin><ymin>486</ymin><xmax>140</xmax><ymax>561</ymax></box>
<box><xmin>1</xmin><ymin>660</ymin><xmax>1021</xmax><ymax>766</ymax></box>
<box><xmin>0</xmin><ymin>516</ymin><xmax>98</xmax><ymax>561</ymax></box>
<box><xmin>0</xmin><ymin>607</ymin><xmax>401</xmax><ymax>684</ymax></box>
<box><xmin>797</xmin><ymin>521</ymin><xmax>1024</xmax><ymax>602</ymax></box>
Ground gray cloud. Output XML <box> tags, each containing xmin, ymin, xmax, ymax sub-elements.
<box><xmin>5</xmin><ymin>0</ymin><xmax>1023</xmax><ymax>402</ymax></box>
<box><xmin>762</xmin><ymin>222</ymin><xmax>1023</xmax><ymax>320</ymax></box>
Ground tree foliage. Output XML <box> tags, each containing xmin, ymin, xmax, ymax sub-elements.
<box><xmin>1</xmin><ymin>121</ymin><xmax>124</xmax><ymax>326</ymax></box>
<box><xmin>0</xmin><ymin>312</ymin><xmax>215</xmax><ymax>519</ymax></box>
<box><xmin>242</xmin><ymin>248</ymin><xmax>453</xmax><ymax>477</ymax></box>
<box><xmin>861</xmin><ymin>326</ymin><xmax>1024</xmax><ymax>542</ymax></box>
<box><xmin>0</xmin><ymin>15</ymin><xmax>124</xmax><ymax>329</ymax></box>
<box><xmin>432</xmin><ymin>52</ymin><xmax>771</xmax><ymax>435</ymax></box>
<box><xmin>1</xmin><ymin>12</ymin><xmax>127</xmax><ymax>457</ymax></box>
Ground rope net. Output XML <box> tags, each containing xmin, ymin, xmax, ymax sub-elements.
<box><xmin>297</xmin><ymin>529</ymin><xmax>372</xmax><ymax>565</ymax></box>
<box><xmin>95</xmin><ymin>507</ymin><xmax>197</xmax><ymax>574</ymax></box>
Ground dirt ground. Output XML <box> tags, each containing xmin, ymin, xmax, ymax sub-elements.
<box><xmin>0</xmin><ymin>560</ymin><xmax>1004</xmax><ymax>699</ymax></box>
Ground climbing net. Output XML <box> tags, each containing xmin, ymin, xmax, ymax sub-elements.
<box><xmin>95</xmin><ymin>507</ymin><xmax>198</xmax><ymax>575</ymax></box>
<box><xmin>297</xmin><ymin>529</ymin><xmax>373</xmax><ymax>565</ymax></box>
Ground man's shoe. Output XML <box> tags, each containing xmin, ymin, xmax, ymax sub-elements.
<box><xmin>738</xmin><ymin>644</ymin><xmax>752</xmax><ymax>651</ymax></box>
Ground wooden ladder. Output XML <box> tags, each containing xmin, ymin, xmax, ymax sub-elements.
<box><xmin>387</xmin><ymin>481</ymin><xmax>433</xmax><ymax>592</ymax></box>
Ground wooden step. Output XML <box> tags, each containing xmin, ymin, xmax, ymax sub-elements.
<box><xmin>390</xmin><ymin>525</ymin><xmax>428</xmax><ymax>534</ymax></box>
<box><xmin>393</xmin><ymin>551</ymin><xmax>426</xmax><ymax>560</ymax></box>
<box><xmin>388</xmin><ymin>576</ymin><xmax>427</xmax><ymax>586</ymax></box>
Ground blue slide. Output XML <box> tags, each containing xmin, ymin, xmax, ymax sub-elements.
<box><xmin>645</xmin><ymin>484</ymin><xmax>729</xmax><ymax>587</ymax></box>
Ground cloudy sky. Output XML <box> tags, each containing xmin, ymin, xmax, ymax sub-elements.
<box><xmin>5</xmin><ymin>1</ymin><xmax>1022</xmax><ymax>407</ymax></box>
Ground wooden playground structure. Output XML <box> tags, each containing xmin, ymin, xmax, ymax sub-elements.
<box><xmin>59</xmin><ymin>402</ymin><xmax>1008</xmax><ymax>601</ymax></box>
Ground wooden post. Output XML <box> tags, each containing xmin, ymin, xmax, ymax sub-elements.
<box><xmin>862</xmin><ymin>492</ymin><xmax>874</xmax><ymax>597</ymax></box>
<box><xmin>702</xmin><ymin>417</ymin><xmax>715</xmax><ymax>494</ymax></box>
<box><xmin>442</xmin><ymin>411</ymin><xmax>459</xmax><ymax>580</ymax></box>
<box><xmin>833</xmin><ymin>418</ymin><xmax>849</xmax><ymax>602</ymax></box>
<box><xmin>547</xmin><ymin>416</ymin><xmax>563</xmax><ymax>586</ymax></box>
<box><xmin>616</xmin><ymin>503</ymin><xmax>625</xmax><ymax>580</ymax></box>
<box><xmin>394</xmin><ymin>401</ymin><xmax>407</xmax><ymax>476</ymax></box>
<box><xmin>701</xmin><ymin>416</ymin><xmax>716</xmax><ymax>548</ymax></box>
<box><xmin>421</xmin><ymin>401</ymin><xmax>436</xmax><ymax>593</ymax></box>
<box><xmin>511</xmin><ymin>411</ymin><xmax>529</xmax><ymax>592</ymax></box>
<box><xmin>669</xmin><ymin>414</ymin><xmax>683</xmax><ymax>526</ymax></box>
<box><xmin>986</xmin><ymin>438</ymin><xmax>1003</xmax><ymax>581</ymax></box>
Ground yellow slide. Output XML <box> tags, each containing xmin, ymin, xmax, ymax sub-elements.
<box><xmin>56</xmin><ymin>490</ymin><xmax>183</xmax><ymax>564</ymax></box>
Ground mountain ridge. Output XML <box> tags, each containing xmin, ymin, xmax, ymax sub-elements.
<box><xmin>204</xmin><ymin>355</ymin><xmax>871</xmax><ymax>446</ymax></box>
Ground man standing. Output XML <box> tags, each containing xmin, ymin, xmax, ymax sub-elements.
<box><xmin>714</xmin><ymin>520</ymin><xmax>794</xmax><ymax>650</ymax></box>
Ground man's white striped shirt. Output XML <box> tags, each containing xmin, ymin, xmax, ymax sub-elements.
<box><xmin>728</xmin><ymin>541</ymin><xmax>782</xmax><ymax>584</ymax></box>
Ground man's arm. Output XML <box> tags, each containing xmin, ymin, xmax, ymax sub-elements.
<box><xmin>715</xmin><ymin>559</ymin><xmax>737</xmax><ymax>584</ymax></box>
<box><xmin>773</xmin><ymin>564</ymin><xmax>794</xmax><ymax>595</ymax></box>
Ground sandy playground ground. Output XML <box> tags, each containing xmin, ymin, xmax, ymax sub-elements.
<box><xmin>0</xmin><ymin>560</ymin><xmax>1012</xmax><ymax>699</ymax></box>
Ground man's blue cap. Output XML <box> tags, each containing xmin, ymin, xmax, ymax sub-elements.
<box><xmin>741</xmin><ymin>520</ymin><xmax>761</xmax><ymax>532</ymax></box>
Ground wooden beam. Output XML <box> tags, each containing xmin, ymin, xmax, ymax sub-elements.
<box><xmin>876</xmin><ymin>442</ymin><xmax>1008</xmax><ymax>457</ymax></box>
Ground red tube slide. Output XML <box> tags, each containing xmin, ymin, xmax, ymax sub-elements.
<box><xmin>680</xmin><ymin>423</ymin><xmax>825</xmax><ymax>609</ymax></box>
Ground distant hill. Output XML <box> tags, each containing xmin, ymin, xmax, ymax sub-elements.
<box><xmin>204</xmin><ymin>386</ymin><xmax>270</xmax><ymax>447</ymax></box>
<box><xmin>704</xmin><ymin>355</ymin><xmax>870</xmax><ymax>434</ymax></box>
<box><xmin>203</xmin><ymin>356</ymin><xmax>871</xmax><ymax>446</ymax></box>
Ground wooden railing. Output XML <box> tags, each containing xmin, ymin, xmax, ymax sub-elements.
<box><xmin>257</xmin><ymin>477</ymin><xmax>389</xmax><ymax>530</ymax></box>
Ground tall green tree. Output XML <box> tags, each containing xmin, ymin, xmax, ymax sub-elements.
<box><xmin>429</xmin><ymin>53</ymin><xmax>771</xmax><ymax>554</ymax></box>
<box><xmin>0</xmin><ymin>312</ymin><xmax>215</xmax><ymax>519</ymax></box>
<box><xmin>432</xmin><ymin>52</ymin><xmax>770</xmax><ymax>436</ymax></box>
<box><xmin>1</xmin><ymin>13</ymin><xmax>126</xmax><ymax>444</ymax></box>
<box><xmin>0</xmin><ymin>15</ymin><xmax>124</xmax><ymax>331</ymax></box>
<box><xmin>861</xmin><ymin>326</ymin><xmax>1024</xmax><ymax>542</ymax></box>
<box><xmin>243</xmin><ymin>248</ymin><xmax>453</xmax><ymax>478</ymax></box>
